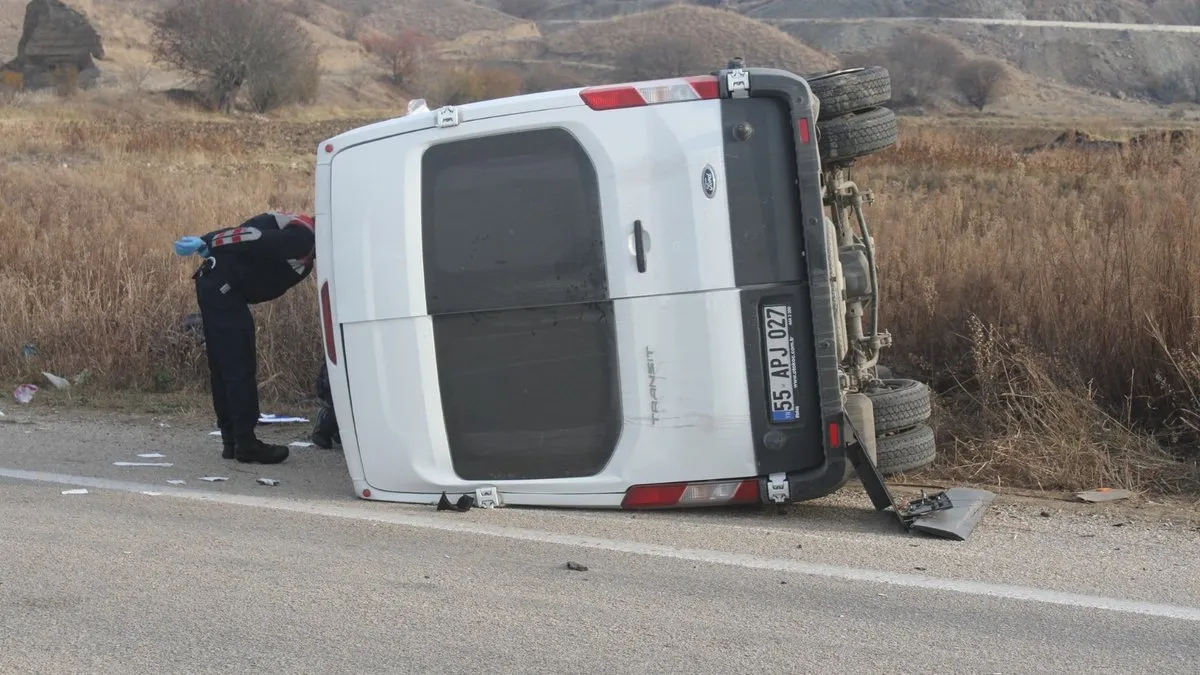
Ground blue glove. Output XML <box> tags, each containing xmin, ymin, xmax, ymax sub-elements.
<box><xmin>174</xmin><ymin>236</ymin><xmax>209</xmax><ymax>257</ymax></box>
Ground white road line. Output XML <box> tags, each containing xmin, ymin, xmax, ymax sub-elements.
<box><xmin>5</xmin><ymin>466</ymin><xmax>1200</xmax><ymax>623</ymax></box>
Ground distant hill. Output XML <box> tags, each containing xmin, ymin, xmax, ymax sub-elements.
<box><xmin>0</xmin><ymin>0</ymin><xmax>1192</xmax><ymax>120</ymax></box>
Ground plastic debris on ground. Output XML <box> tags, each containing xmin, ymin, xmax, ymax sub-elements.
<box><xmin>198</xmin><ymin>476</ymin><xmax>229</xmax><ymax>482</ymax></box>
<box><xmin>166</xmin><ymin>480</ymin><xmax>187</xmax><ymax>485</ymax></box>
<box><xmin>138</xmin><ymin>453</ymin><xmax>166</xmax><ymax>458</ymax></box>
<box><xmin>113</xmin><ymin>462</ymin><xmax>174</xmax><ymax>467</ymax></box>
<box><xmin>1076</xmin><ymin>488</ymin><xmax>1133</xmax><ymax>503</ymax></box>
<box><xmin>209</xmin><ymin>431</ymin><xmax>222</xmax><ymax>436</ymax></box>
<box><xmin>61</xmin><ymin>489</ymin><xmax>88</xmax><ymax>495</ymax></box>
<box><xmin>13</xmin><ymin>384</ymin><xmax>37</xmax><ymax>404</ymax></box>
<box><xmin>256</xmin><ymin>478</ymin><xmax>280</xmax><ymax>487</ymax></box>
<box><xmin>141</xmin><ymin>491</ymin><xmax>163</xmax><ymax>496</ymax></box>
<box><xmin>289</xmin><ymin>441</ymin><xmax>313</xmax><ymax>448</ymax></box>
<box><xmin>42</xmin><ymin>372</ymin><xmax>70</xmax><ymax>389</ymax></box>
<box><xmin>259</xmin><ymin>413</ymin><xmax>309</xmax><ymax>424</ymax></box>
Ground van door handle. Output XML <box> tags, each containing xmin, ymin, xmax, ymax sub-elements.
<box><xmin>633</xmin><ymin>220</ymin><xmax>647</xmax><ymax>273</ymax></box>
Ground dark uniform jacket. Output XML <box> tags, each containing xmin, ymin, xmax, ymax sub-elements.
<box><xmin>199</xmin><ymin>212</ymin><xmax>316</xmax><ymax>304</ymax></box>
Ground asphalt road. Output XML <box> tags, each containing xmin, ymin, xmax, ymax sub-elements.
<box><xmin>2</xmin><ymin>407</ymin><xmax>1200</xmax><ymax>674</ymax></box>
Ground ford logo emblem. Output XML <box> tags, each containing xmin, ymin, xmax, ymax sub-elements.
<box><xmin>701</xmin><ymin>165</ymin><xmax>717</xmax><ymax>199</ymax></box>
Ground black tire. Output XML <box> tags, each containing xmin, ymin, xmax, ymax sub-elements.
<box><xmin>866</xmin><ymin>378</ymin><xmax>932</xmax><ymax>434</ymax></box>
<box><xmin>807</xmin><ymin>66</ymin><xmax>892</xmax><ymax>121</ymax></box>
<box><xmin>817</xmin><ymin>106</ymin><xmax>898</xmax><ymax>167</ymax></box>
<box><xmin>876</xmin><ymin>423</ymin><xmax>937</xmax><ymax>476</ymax></box>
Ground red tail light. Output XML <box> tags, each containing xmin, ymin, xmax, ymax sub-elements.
<box><xmin>798</xmin><ymin>117</ymin><xmax>811</xmax><ymax>145</ymax></box>
<box><xmin>580</xmin><ymin>75</ymin><xmax>720</xmax><ymax>111</ymax></box>
<box><xmin>828</xmin><ymin>420</ymin><xmax>841</xmax><ymax>448</ymax></box>
<box><xmin>320</xmin><ymin>280</ymin><xmax>337</xmax><ymax>366</ymax></box>
<box><xmin>621</xmin><ymin>479</ymin><xmax>759</xmax><ymax>509</ymax></box>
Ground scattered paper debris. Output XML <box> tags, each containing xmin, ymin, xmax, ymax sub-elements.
<box><xmin>138</xmin><ymin>453</ymin><xmax>166</xmax><ymax>459</ymax></box>
<box><xmin>13</xmin><ymin>384</ymin><xmax>37</xmax><ymax>404</ymax></box>
<box><xmin>113</xmin><ymin>462</ymin><xmax>174</xmax><ymax>467</ymax></box>
<box><xmin>289</xmin><ymin>441</ymin><xmax>314</xmax><ymax>448</ymax></box>
<box><xmin>42</xmin><ymin>372</ymin><xmax>70</xmax><ymax>390</ymax></box>
<box><xmin>1076</xmin><ymin>488</ymin><xmax>1133</xmax><ymax>503</ymax></box>
<box><xmin>61</xmin><ymin>488</ymin><xmax>88</xmax><ymax>495</ymax></box>
<box><xmin>198</xmin><ymin>476</ymin><xmax>229</xmax><ymax>482</ymax></box>
<box><xmin>259</xmin><ymin>414</ymin><xmax>309</xmax><ymax>424</ymax></box>
<box><xmin>166</xmin><ymin>480</ymin><xmax>187</xmax><ymax>485</ymax></box>
<box><xmin>256</xmin><ymin>478</ymin><xmax>280</xmax><ymax>487</ymax></box>
<box><xmin>565</xmin><ymin>561</ymin><xmax>588</xmax><ymax>572</ymax></box>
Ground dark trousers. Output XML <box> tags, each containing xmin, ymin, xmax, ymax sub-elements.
<box><xmin>196</xmin><ymin>267</ymin><xmax>259</xmax><ymax>442</ymax></box>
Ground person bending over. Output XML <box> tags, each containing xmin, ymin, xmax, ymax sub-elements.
<box><xmin>174</xmin><ymin>211</ymin><xmax>316</xmax><ymax>464</ymax></box>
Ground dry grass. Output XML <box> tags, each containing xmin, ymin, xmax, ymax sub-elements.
<box><xmin>1</xmin><ymin>100</ymin><xmax>1198</xmax><ymax>495</ymax></box>
<box><xmin>0</xmin><ymin>103</ymin><xmax>381</xmax><ymax>403</ymax></box>
<box><xmin>544</xmin><ymin>5</ymin><xmax>839</xmax><ymax>75</ymax></box>
<box><xmin>858</xmin><ymin>122</ymin><xmax>1200</xmax><ymax>493</ymax></box>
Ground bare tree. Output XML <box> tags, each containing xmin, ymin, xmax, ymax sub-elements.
<box><xmin>616</xmin><ymin>35</ymin><xmax>710</xmax><ymax>81</ymax></box>
<box><xmin>150</xmin><ymin>0</ymin><xmax>321</xmax><ymax>113</ymax></box>
<box><xmin>954</xmin><ymin>58</ymin><xmax>1011</xmax><ymax>111</ymax></box>
<box><xmin>846</xmin><ymin>31</ymin><xmax>965</xmax><ymax>106</ymax></box>
<box><xmin>360</xmin><ymin>28</ymin><xmax>432</xmax><ymax>88</ymax></box>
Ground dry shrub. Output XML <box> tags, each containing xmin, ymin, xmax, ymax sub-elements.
<box><xmin>858</xmin><ymin>125</ymin><xmax>1200</xmax><ymax>492</ymax></box>
<box><xmin>845</xmin><ymin>31</ymin><xmax>967</xmax><ymax>107</ymax></box>
<box><xmin>360</xmin><ymin>27</ymin><xmax>433</xmax><ymax>88</ymax></box>
<box><xmin>419</xmin><ymin>63</ymin><xmax>523</xmax><ymax>105</ymax></box>
<box><xmin>931</xmin><ymin>317</ymin><xmax>1193</xmax><ymax>493</ymax></box>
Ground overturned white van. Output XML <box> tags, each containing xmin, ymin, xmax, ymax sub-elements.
<box><xmin>312</xmin><ymin>64</ymin><xmax>955</xmax><ymax>518</ymax></box>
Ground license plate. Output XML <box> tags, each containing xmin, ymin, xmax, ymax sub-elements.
<box><xmin>761</xmin><ymin>303</ymin><xmax>799</xmax><ymax>423</ymax></box>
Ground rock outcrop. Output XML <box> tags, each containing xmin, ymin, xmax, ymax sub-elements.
<box><xmin>0</xmin><ymin>0</ymin><xmax>105</xmax><ymax>91</ymax></box>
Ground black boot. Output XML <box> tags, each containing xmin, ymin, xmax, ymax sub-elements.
<box><xmin>220</xmin><ymin>429</ymin><xmax>235</xmax><ymax>460</ymax></box>
<box><xmin>234</xmin><ymin>434</ymin><xmax>289</xmax><ymax>464</ymax></box>
<box><xmin>311</xmin><ymin>405</ymin><xmax>339</xmax><ymax>450</ymax></box>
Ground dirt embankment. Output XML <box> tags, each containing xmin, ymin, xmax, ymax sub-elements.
<box><xmin>775</xmin><ymin>19</ymin><xmax>1200</xmax><ymax>100</ymax></box>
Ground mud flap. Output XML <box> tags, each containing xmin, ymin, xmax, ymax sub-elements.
<box><xmin>845</xmin><ymin>420</ymin><xmax>994</xmax><ymax>541</ymax></box>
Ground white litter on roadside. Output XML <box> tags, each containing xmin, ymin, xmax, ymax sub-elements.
<box><xmin>259</xmin><ymin>414</ymin><xmax>308</xmax><ymax>424</ymax></box>
<box><xmin>166</xmin><ymin>480</ymin><xmax>187</xmax><ymax>485</ymax></box>
<box><xmin>141</xmin><ymin>491</ymin><xmax>163</xmax><ymax>496</ymax></box>
<box><xmin>13</xmin><ymin>384</ymin><xmax>37</xmax><ymax>404</ymax></box>
<box><xmin>42</xmin><ymin>372</ymin><xmax>70</xmax><ymax>389</ymax></box>
<box><xmin>198</xmin><ymin>476</ymin><xmax>229</xmax><ymax>482</ymax></box>
<box><xmin>256</xmin><ymin>478</ymin><xmax>280</xmax><ymax>487</ymax></box>
<box><xmin>113</xmin><ymin>462</ymin><xmax>174</xmax><ymax>467</ymax></box>
<box><xmin>209</xmin><ymin>431</ymin><xmax>222</xmax><ymax>436</ymax></box>
<box><xmin>289</xmin><ymin>441</ymin><xmax>313</xmax><ymax>448</ymax></box>
<box><xmin>61</xmin><ymin>488</ymin><xmax>88</xmax><ymax>495</ymax></box>
<box><xmin>138</xmin><ymin>453</ymin><xmax>166</xmax><ymax>459</ymax></box>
